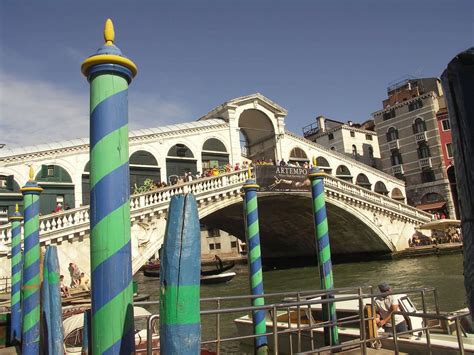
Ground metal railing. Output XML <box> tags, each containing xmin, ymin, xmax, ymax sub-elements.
<box><xmin>136</xmin><ymin>285</ymin><xmax>467</xmax><ymax>355</ymax></box>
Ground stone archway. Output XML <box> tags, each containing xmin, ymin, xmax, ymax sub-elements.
<box><xmin>391</xmin><ymin>187</ymin><xmax>405</xmax><ymax>202</ymax></box>
<box><xmin>166</xmin><ymin>144</ymin><xmax>197</xmax><ymax>183</ymax></box>
<box><xmin>374</xmin><ymin>181</ymin><xmax>389</xmax><ymax>196</ymax></box>
<box><xmin>289</xmin><ymin>147</ymin><xmax>309</xmax><ymax>165</ymax></box>
<box><xmin>356</xmin><ymin>173</ymin><xmax>371</xmax><ymax>190</ymax></box>
<box><xmin>202</xmin><ymin>138</ymin><xmax>229</xmax><ymax>170</ymax></box>
<box><xmin>238</xmin><ymin>109</ymin><xmax>276</xmax><ymax>162</ymax></box>
<box><xmin>36</xmin><ymin>164</ymin><xmax>75</xmax><ymax>214</ymax></box>
<box><xmin>316</xmin><ymin>156</ymin><xmax>332</xmax><ymax>174</ymax></box>
<box><xmin>130</xmin><ymin>150</ymin><xmax>160</xmax><ymax>192</ymax></box>
<box><xmin>336</xmin><ymin>165</ymin><xmax>353</xmax><ymax>183</ymax></box>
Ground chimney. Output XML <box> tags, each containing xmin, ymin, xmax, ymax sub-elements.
<box><xmin>348</xmin><ymin>120</ymin><xmax>353</xmax><ymax>126</ymax></box>
<box><xmin>316</xmin><ymin>115</ymin><xmax>326</xmax><ymax>132</ymax></box>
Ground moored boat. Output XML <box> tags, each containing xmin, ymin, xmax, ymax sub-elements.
<box><xmin>201</xmin><ymin>261</ymin><xmax>236</xmax><ymax>276</ymax></box>
<box><xmin>201</xmin><ymin>272</ymin><xmax>236</xmax><ymax>285</ymax></box>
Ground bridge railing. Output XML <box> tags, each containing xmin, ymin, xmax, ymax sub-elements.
<box><xmin>322</xmin><ymin>174</ymin><xmax>432</xmax><ymax>221</ymax></box>
<box><xmin>0</xmin><ymin>169</ymin><xmax>431</xmax><ymax>254</ymax></box>
<box><xmin>0</xmin><ymin>170</ymin><xmax>249</xmax><ymax>254</ymax></box>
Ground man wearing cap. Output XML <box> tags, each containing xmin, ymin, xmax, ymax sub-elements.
<box><xmin>374</xmin><ymin>283</ymin><xmax>408</xmax><ymax>334</ymax></box>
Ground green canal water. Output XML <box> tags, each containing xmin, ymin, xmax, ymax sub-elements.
<box><xmin>135</xmin><ymin>253</ymin><xmax>465</xmax><ymax>353</ymax></box>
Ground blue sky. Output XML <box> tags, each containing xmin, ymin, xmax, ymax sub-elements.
<box><xmin>0</xmin><ymin>1</ymin><xmax>472</xmax><ymax>147</ymax></box>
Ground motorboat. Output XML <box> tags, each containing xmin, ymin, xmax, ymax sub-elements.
<box><xmin>234</xmin><ymin>292</ymin><xmax>474</xmax><ymax>354</ymax></box>
<box><xmin>63</xmin><ymin>306</ymin><xmax>160</xmax><ymax>354</ymax></box>
<box><xmin>201</xmin><ymin>272</ymin><xmax>236</xmax><ymax>285</ymax></box>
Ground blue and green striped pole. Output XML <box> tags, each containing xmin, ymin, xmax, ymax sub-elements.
<box><xmin>81</xmin><ymin>19</ymin><xmax>138</xmax><ymax>354</ymax></box>
<box><xmin>20</xmin><ymin>166</ymin><xmax>43</xmax><ymax>354</ymax></box>
<box><xmin>308</xmin><ymin>165</ymin><xmax>339</xmax><ymax>346</ymax></box>
<box><xmin>243</xmin><ymin>169</ymin><xmax>268</xmax><ymax>354</ymax></box>
<box><xmin>45</xmin><ymin>246</ymin><xmax>64</xmax><ymax>354</ymax></box>
<box><xmin>9</xmin><ymin>204</ymin><xmax>23</xmax><ymax>345</ymax></box>
<box><xmin>41</xmin><ymin>247</ymin><xmax>52</xmax><ymax>354</ymax></box>
<box><xmin>160</xmin><ymin>194</ymin><xmax>201</xmax><ymax>354</ymax></box>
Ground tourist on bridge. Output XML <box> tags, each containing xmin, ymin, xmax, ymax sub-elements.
<box><xmin>375</xmin><ymin>283</ymin><xmax>408</xmax><ymax>334</ymax></box>
<box><xmin>68</xmin><ymin>263</ymin><xmax>81</xmax><ymax>288</ymax></box>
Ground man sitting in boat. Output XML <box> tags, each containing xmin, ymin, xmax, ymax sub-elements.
<box><xmin>375</xmin><ymin>282</ymin><xmax>408</xmax><ymax>334</ymax></box>
<box><xmin>60</xmin><ymin>275</ymin><xmax>70</xmax><ymax>298</ymax></box>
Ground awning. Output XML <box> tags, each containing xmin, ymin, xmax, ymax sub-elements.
<box><xmin>416</xmin><ymin>201</ymin><xmax>446</xmax><ymax>211</ymax></box>
<box><xmin>416</xmin><ymin>219</ymin><xmax>461</xmax><ymax>231</ymax></box>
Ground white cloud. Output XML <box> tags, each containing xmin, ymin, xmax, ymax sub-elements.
<box><xmin>0</xmin><ymin>71</ymin><xmax>191</xmax><ymax>148</ymax></box>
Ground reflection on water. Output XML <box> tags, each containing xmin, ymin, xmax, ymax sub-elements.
<box><xmin>135</xmin><ymin>253</ymin><xmax>464</xmax><ymax>353</ymax></box>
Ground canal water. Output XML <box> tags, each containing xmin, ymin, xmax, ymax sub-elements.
<box><xmin>135</xmin><ymin>253</ymin><xmax>465</xmax><ymax>353</ymax></box>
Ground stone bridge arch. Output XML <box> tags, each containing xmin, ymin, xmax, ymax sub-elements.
<box><xmin>199</xmin><ymin>192</ymin><xmax>394</xmax><ymax>261</ymax></box>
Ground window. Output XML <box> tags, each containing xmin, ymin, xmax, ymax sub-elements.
<box><xmin>417</xmin><ymin>142</ymin><xmax>431</xmax><ymax>159</ymax></box>
<box><xmin>208</xmin><ymin>229</ymin><xmax>220</xmax><ymax>238</ymax></box>
<box><xmin>352</xmin><ymin>145</ymin><xmax>357</xmax><ymax>157</ymax></box>
<box><xmin>330</xmin><ymin>146</ymin><xmax>336</xmax><ymax>151</ymax></box>
<box><xmin>386</xmin><ymin>127</ymin><xmax>398</xmax><ymax>142</ymax></box>
<box><xmin>231</xmin><ymin>241</ymin><xmax>237</xmax><ymax>248</ymax></box>
<box><xmin>215</xmin><ymin>243</ymin><xmax>221</xmax><ymax>250</ymax></box>
<box><xmin>413</xmin><ymin>118</ymin><xmax>427</xmax><ymax>134</ymax></box>
<box><xmin>328</xmin><ymin>133</ymin><xmax>334</xmax><ymax>140</ymax></box>
<box><xmin>391</xmin><ymin>150</ymin><xmax>403</xmax><ymax>166</ymax></box>
<box><xmin>0</xmin><ymin>178</ymin><xmax>6</xmax><ymax>189</ymax></box>
<box><xmin>350</xmin><ymin>131</ymin><xmax>355</xmax><ymax>137</ymax></box>
<box><xmin>366</xmin><ymin>134</ymin><xmax>373</xmax><ymax>141</ymax></box>
<box><xmin>209</xmin><ymin>244</ymin><xmax>215</xmax><ymax>250</ymax></box>
<box><xmin>446</xmin><ymin>143</ymin><xmax>453</xmax><ymax>158</ymax></box>
<box><xmin>408</xmin><ymin>99</ymin><xmax>424</xmax><ymax>111</ymax></box>
<box><xmin>47</xmin><ymin>165</ymin><xmax>55</xmax><ymax>177</ymax></box>
<box><xmin>421</xmin><ymin>168</ymin><xmax>435</xmax><ymax>183</ymax></box>
<box><xmin>383</xmin><ymin>109</ymin><xmax>396</xmax><ymax>121</ymax></box>
<box><xmin>442</xmin><ymin>119</ymin><xmax>451</xmax><ymax>131</ymax></box>
<box><xmin>368</xmin><ymin>145</ymin><xmax>374</xmax><ymax>159</ymax></box>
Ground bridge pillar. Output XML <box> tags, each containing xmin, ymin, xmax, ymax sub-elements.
<box><xmin>81</xmin><ymin>19</ymin><xmax>137</xmax><ymax>354</ymax></box>
<box><xmin>308</xmin><ymin>167</ymin><xmax>339</xmax><ymax>346</ymax></box>
<box><xmin>9</xmin><ymin>204</ymin><xmax>22</xmax><ymax>345</ymax></box>
<box><xmin>20</xmin><ymin>167</ymin><xmax>43</xmax><ymax>354</ymax></box>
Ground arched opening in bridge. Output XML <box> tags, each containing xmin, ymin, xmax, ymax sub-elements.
<box><xmin>447</xmin><ymin>165</ymin><xmax>459</xmax><ymax>218</ymax></box>
<box><xmin>390</xmin><ymin>187</ymin><xmax>405</xmax><ymax>203</ymax></box>
<box><xmin>316</xmin><ymin>156</ymin><xmax>332</xmax><ymax>174</ymax></box>
<box><xmin>130</xmin><ymin>150</ymin><xmax>160</xmax><ymax>192</ymax></box>
<box><xmin>0</xmin><ymin>175</ymin><xmax>21</xmax><ymax>224</ymax></box>
<box><xmin>36</xmin><ymin>165</ymin><xmax>74</xmax><ymax>215</ymax></box>
<box><xmin>289</xmin><ymin>147</ymin><xmax>309</xmax><ymax>165</ymax></box>
<box><xmin>166</xmin><ymin>144</ymin><xmax>197</xmax><ymax>184</ymax></box>
<box><xmin>418</xmin><ymin>192</ymin><xmax>447</xmax><ymax>217</ymax></box>
<box><xmin>202</xmin><ymin>138</ymin><xmax>229</xmax><ymax>170</ymax></box>
<box><xmin>374</xmin><ymin>181</ymin><xmax>389</xmax><ymax>196</ymax></box>
<box><xmin>82</xmin><ymin>162</ymin><xmax>90</xmax><ymax>206</ymax></box>
<box><xmin>356</xmin><ymin>173</ymin><xmax>371</xmax><ymax>190</ymax></box>
<box><xmin>238</xmin><ymin>109</ymin><xmax>276</xmax><ymax>162</ymax></box>
<box><xmin>335</xmin><ymin>165</ymin><xmax>352</xmax><ymax>183</ymax></box>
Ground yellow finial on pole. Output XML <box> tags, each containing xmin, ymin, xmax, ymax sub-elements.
<box><xmin>248</xmin><ymin>166</ymin><xmax>252</xmax><ymax>179</ymax></box>
<box><xmin>104</xmin><ymin>19</ymin><xmax>115</xmax><ymax>46</ymax></box>
<box><xmin>313</xmin><ymin>157</ymin><xmax>317</xmax><ymax>167</ymax></box>
<box><xmin>15</xmin><ymin>204</ymin><xmax>19</xmax><ymax>213</ymax></box>
<box><xmin>29</xmin><ymin>165</ymin><xmax>34</xmax><ymax>180</ymax></box>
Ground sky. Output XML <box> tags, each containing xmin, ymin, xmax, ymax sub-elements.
<box><xmin>0</xmin><ymin>1</ymin><xmax>473</xmax><ymax>148</ymax></box>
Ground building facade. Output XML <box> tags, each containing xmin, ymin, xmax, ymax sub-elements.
<box><xmin>303</xmin><ymin>115</ymin><xmax>381</xmax><ymax>169</ymax></box>
<box><xmin>200</xmin><ymin>225</ymin><xmax>245</xmax><ymax>261</ymax></box>
<box><xmin>372</xmin><ymin>77</ymin><xmax>457</xmax><ymax>218</ymax></box>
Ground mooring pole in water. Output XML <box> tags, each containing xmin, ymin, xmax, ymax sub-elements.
<box><xmin>243</xmin><ymin>168</ymin><xmax>269</xmax><ymax>354</ymax></box>
<box><xmin>441</xmin><ymin>47</ymin><xmax>474</xmax><ymax>316</ymax></box>
<box><xmin>41</xmin><ymin>248</ymin><xmax>52</xmax><ymax>354</ymax></box>
<box><xmin>81</xmin><ymin>19</ymin><xmax>138</xmax><ymax>354</ymax></box>
<box><xmin>20</xmin><ymin>166</ymin><xmax>43</xmax><ymax>354</ymax></box>
<box><xmin>45</xmin><ymin>246</ymin><xmax>64</xmax><ymax>354</ymax></box>
<box><xmin>9</xmin><ymin>204</ymin><xmax>23</xmax><ymax>345</ymax></box>
<box><xmin>160</xmin><ymin>194</ymin><xmax>201</xmax><ymax>354</ymax></box>
<box><xmin>308</xmin><ymin>164</ymin><xmax>339</xmax><ymax>346</ymax></box>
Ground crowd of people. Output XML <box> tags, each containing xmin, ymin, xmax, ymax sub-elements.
<box><xmin>60</xmin><ymin>262</ymin><xmax>90</xmax><ymax>298</ymax></box>
<box><xmin>408</xmin><ymin>227</ymin><xmax>462</xmax><ymax>247</ymax></box>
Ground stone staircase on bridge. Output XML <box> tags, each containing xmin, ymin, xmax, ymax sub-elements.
<box><xmin>0</xmin><ymin>170</ymin><xmax>432</xmax><ymax>279</ymax></box>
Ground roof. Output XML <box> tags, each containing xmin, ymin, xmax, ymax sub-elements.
<box><xmin>415</xmin><ymin>201</ymin><xmax>446</xmax><ymax>211</ymax></box>
<box><xmin>416</xmin><ymin>219</ymin><xmax>461</xmax><ymax>231</ymax></box>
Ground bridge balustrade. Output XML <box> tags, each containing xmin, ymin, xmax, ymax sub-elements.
<box><xmin>0</xmin><ymin>169</ymin><xmax>431</xmax><ymax>256</ymax></box>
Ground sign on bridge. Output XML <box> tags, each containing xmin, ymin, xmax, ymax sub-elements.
<box><xmin>255</xmin><ymin>166</ymin><xmax>311</xmax><ymax>192</ymax></box>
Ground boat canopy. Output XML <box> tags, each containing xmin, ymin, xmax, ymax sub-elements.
<box><xmin>416</xmin><ymin>219</ymin><xmax>461</xmax><ymax>231</ymax></box>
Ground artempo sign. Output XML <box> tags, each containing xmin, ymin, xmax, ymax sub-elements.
<box><xmin>255</xmin><ymin>165</ymin><xmax>311</xmax><ymax>192</ymax></box>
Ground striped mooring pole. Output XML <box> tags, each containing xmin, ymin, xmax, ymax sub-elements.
<box><xmin>160</xmin><ymin>194</ymin><xmax>201</xmax><ymax>354</ymax></box>
<box><xmin>243</xmin><ymin>169</ymin><xmax>268</xmax><ymax>354</ymax></box>
<box><xmin>20</xmin><ymin>166</ymin><xmax>43</xmax><ymax>354</ymax></box>
<box><xmin>81</xmin><ymin>19</ymin><xmax>138</xmax><ymax>354</ymax></box>
<box><xmin>308</xmin><ymin>165</ymin><xmax>339</xmax><ymax>346</ymax></box>
<box><xmin>9</xmin><ymin>204</ymin><xmax>23</xmax><ymax>345</ymax></box>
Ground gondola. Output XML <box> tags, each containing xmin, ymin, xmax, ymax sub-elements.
<box><xmin>200</xmin><ymin>260</ymin><xmax>235</xmax><ymax>276</ymax></box>
<box><xmin>200</xmin><ymin>272</ymin><xmax>236</xmax><ymax>285</ymax></box>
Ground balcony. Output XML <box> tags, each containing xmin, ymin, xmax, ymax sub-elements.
<box><xmin>392</xmin><ymin>164</ymin><xmax>404</xmax><ymax>175</ymax></box>
<box><xmin>415</xmin><ymin>131</ymin><xmax>427</xmax><ymax>143</ymax></box>
<box><xmin>388</xmin><ymin>139</ymin><xmax>399</xmax><ymax>150</ymax></box>
<box><xmin>419</xmin><ymin>157</ymin><xmax>432</xmax><ymax>169</ymax></box>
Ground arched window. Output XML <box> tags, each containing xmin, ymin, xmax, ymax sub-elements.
<box><xmin>417</xmin><ymin>142</ymin><xmax>431</xmax><ymax>159</ymax></box>
<box><xmin>35</xmin><ymin>165</ymin><xmax>74</xmax><ymax>214</ymax></box>
<box><xmin>391</xmin><ymin>149</ymin><xmax>403</xmax><ymax>166</ymax></box>
<box><xmin>335</xmin><ymin>165</ymin><xmax>352</xmax><ymax>183</ymax></box>
<box><xmin>374</xmin><ymin>181</ymin><xmax>388</xmax><ymax>195</ymax></box>
<box><xmin>289</xmin><ymin>147</ymin><xmax>308</xmax><ymax>163</ymax></box>
<box><xmin>316</xmin><ymin>157</ymin><xmax>330</xmax><ymax>168</ymax></box>
<box><xmin>166</xmin><ymin>144</ymin><xmax>197</xmax><ymax>182</ymax></box>
<box><xmin>386</xmin><ymin>127</ymin><xmax>398</xmax><ymax>142</ymax></box>
<box><xmin>413</xmin><ymin>118</ymin><xmax>427</xmax><ymax>134</ymax></box>
<box><xmin>391</xmin><ymin>187</ymin><xmax>405</xmax><ymax>201</ymax></box>
<box><xmin>202</xmin><ymin>138</ymin><xmax>229</xmax><ymax>169</ymax></box>
<box><xmin>130</xmin><ymin>150</ymin><xmax>160</xmax><ymax>193</ymax></box>
<box><xmin>356</xmin><ymin>173</ymin><xmax>371</xmax><ymax>190</ymax></box>
<box><xmin>167</xmin><ymin>144</ymin><xmax>194</xmax><ymax>158</ymax></box>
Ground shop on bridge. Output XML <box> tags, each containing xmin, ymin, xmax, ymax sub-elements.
<box><xmin>201</xmin><ymin>138</ymin><xmax>229</xmax><ymax>170</ymax></box>
<box><xmin>36</xmin><ymin>165</ymin><xmax>75</xmax><ymax>215</ymax></box>
<box><xmin>130</xmin><ymin>150</ymin><xmax>161</xmax><ymax>192</ymax></box>
<box><xmin>166</xmin><ymin>144</ymin><xmax>197</xmax><ymax>183</ymax></box>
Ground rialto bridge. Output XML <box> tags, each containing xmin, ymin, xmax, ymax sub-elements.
<box><xmin>0</xmin><ymin>93</ymin><xmax>432</xmax><ymax>277</ymax></box>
